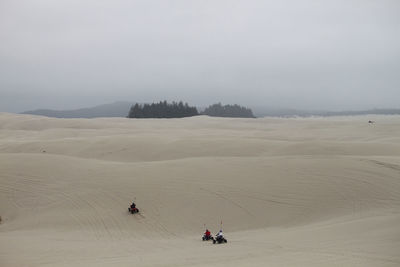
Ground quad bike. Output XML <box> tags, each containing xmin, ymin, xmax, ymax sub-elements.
<box><xmin>213</xmin><ymin>235</ymin><xmax>227</xmax><ymax>244</ymax></box>
<box><xmin>128</xmin><ymin>207</ymin><xmax>139</xmax><ymax>214</ymax></box>
<box><xmin>202</xmin><ymin>234</ymin><xmax>214</xmax><ymax>241</ymax></box>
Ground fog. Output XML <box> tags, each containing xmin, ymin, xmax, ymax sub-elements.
<box><xmin>1</xmin><ymin>0</ymin><xmax>399</xmax><ymax>113</ymax></box>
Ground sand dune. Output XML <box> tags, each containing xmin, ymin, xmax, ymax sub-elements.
<box><xmin>1</xmin><ymin>113</ymin><xmax>400</xmax><ymax>266</ymax></box>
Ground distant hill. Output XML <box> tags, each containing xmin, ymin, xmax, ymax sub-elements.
<box><xmin>21</xmin><ymin>101</ymin><xmax>133</xmax><ymax>118</ymax></box>
<box><xmin>321</xmin><ymin>109</ymin><xmax>400</xmax><ymax>116</ymax></box>
<box><xmin>21</xmin><ymin>102</ymin><xmax>400</xmax><ymax>119</ymax></box>
<box><xmin>253</xmin><ymin>107</ymin><xmax>400</xmax><ymax>117</ymax></box>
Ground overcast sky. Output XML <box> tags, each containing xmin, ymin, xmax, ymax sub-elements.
<box><xmin>1</xmin><ymin>0</ymin><xmax>399</xmax><ymax>112</ymax></box>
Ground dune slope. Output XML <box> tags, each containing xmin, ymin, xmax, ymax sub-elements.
<box><xmin>1</xmin><ymin>113</ymin><xmax>400</xmax><ymax>266</ymax></box>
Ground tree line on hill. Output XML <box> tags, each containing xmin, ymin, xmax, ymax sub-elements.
<box><xmin>127</xmin><ymin>101</ymin><xmax>255</xmax><ymax>118</ymax></box>
<box><xmin>128</xmin><ymin>101</ymin><xmax>198</xmax><ymax>118</ymax></box>
<box><xmin>202</xmin><ymin>103</ymin><xmax>255</xmax><ymax>118</ymax></box>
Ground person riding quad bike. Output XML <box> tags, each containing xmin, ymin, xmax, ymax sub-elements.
<box><xmin>202</xmin><ymin>229</ymin><xmax>213</xmax><ymax>241</ymax></box>
<box><xmin>213</xmin><ymin>230</ymin><xmax>227</xmax><ymax>244</ymax></box>
<box><xmin>128</xmin><ymin>201</ymin><xmax>139</xmax><ymax>214</ymax></box>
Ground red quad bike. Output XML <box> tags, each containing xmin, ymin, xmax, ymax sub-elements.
<box><xmin>128</xmin><ymin>207</ymin><xmax>139</xmax><ymax>214</ymax></box>
<box><xmin>202</xmin><ymin>234</ymin><xmax>214</xmax><ymax>241</ymax></box>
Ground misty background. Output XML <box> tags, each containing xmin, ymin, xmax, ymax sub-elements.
<box><xmin>1</xmin><ymin>0</ymin><xmax>399</xmax><ymax>113</ymax></box>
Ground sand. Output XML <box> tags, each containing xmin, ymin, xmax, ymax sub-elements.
<box><xmin>0</xmin><ymin>113</ymin><xmax>399</xmax><ymax>266</ymax></box>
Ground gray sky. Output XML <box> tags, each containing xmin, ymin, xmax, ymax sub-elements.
<box><xmin>1</xmin><ymin>0</ymin><xmax>399</xmax><ymax>112</ymax></box>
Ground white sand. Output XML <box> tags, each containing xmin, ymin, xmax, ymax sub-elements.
<box><xmin>1</xmin><ymin>113</ymin><xmax>399</xmax><ymax>266</ymax></box>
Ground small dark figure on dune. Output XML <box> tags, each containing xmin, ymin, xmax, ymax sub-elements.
<box><xmin>128</xmin><ymin>201</ymin><xmax>139</xmax><ymax>214</ymax></box>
